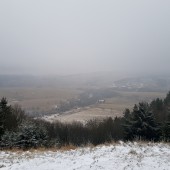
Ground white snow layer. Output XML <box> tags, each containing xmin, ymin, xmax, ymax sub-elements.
<box><xmin>0</xmin><ymin>142</ymin><xmax>170</xmax><ymax>170</ymax></box>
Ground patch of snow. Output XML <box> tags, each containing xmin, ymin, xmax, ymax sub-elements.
<box><xmin>0</xmin><ymin>142</ymin><xmax>170</xmax><ymax>170</ymax></box>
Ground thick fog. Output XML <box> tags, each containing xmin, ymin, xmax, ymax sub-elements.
<box><xmin>0</xmin><ymin>0</ymin><xmax>170</xmax><ymax>76</ymax></box>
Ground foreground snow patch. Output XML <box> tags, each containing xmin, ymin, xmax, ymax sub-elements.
<box><xmin>0</xmin><ymin>142</ymin><xmax>170</xmax><ymax>170</ymax></box>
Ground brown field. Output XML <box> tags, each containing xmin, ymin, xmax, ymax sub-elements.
<box><xmin>98</xmin><ymin>91</ymin><xmax>166</xmax><ymax>111</ymax></box>
<box><xmin>43</xmin><ymin>91</ymin><xmax>166</xmax><ymax>123</ymax></box>
<box><xmin>0</xmin><ymin>87</ymin><xmax>167</xmax><ymax>122</ymax></box>
<box><xmin>0</xmin><ymin>87</ymin><xmax>81</xmax><ymax>111</ymax></box>
<box><xmin>43</xmin><ymin>107</ymin><xmax>122</xmax><ymax>123</ymax></box>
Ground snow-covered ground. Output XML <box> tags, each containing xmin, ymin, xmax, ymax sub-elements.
<box><xmin>0</xmin><ymin>142</ymin><xmax>170</xmax><ymax>170</ymax></box>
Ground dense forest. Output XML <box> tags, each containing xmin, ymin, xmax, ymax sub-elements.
<box><xmin>0</xmin><ymin>92</ymin><xmax>170</xmax><ymax>149</ymax></box>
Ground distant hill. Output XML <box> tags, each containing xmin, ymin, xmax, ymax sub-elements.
<box><xmin>1</xmin><ymin>74</ymin><xmax>170</xmax><ymax>92</ymax></box>
<box><xmin>0</xmin><ymin>72</ymin><xmax>122</xmax><ymax>88</ymax></box>
<box><xmin>112</xmin><ymin>76</ymin><xmax>170</xmax><ymax>92</ymax></box>
<box><xmin>0</xmin><ymin>75</ymin><xmax>63</xmax><ymax>88</ymax></box>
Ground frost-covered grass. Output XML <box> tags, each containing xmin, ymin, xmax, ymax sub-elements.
<box><xmin>0</xmin><ymin>142</ymin><xmax>170</xmax><ymax>170</ymax></box>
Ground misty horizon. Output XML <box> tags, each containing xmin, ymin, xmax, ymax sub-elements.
<box><xmin>0</xmin><ymin>1</ymin><xmax>170</xmax><ymax>76</ymax></box>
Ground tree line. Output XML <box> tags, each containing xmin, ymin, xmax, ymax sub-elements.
<box><xmin>0</xmin><ymin>92</ymin><xmax>170</xmax><ymax>149</ymax></box>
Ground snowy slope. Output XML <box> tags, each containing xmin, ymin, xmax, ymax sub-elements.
<box><xmin>0</xmin><ymin>142</ymin><xmax>170</xmax><ymax>170</ymax></box>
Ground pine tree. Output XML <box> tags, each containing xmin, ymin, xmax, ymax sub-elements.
<box><xmin>161</xmin><ymin>106</ymin><xmax>170</xmax><ymax>141</ymax></box>
<box><xmin>0</xmin><ymin>97</ymin><xmax>11</xmax><ymax>138</ymax></box>
<box><xmin>161</xmin><ymin>122</ymin><xmax>170</xmax><ymax>141</ymax></box>
<box><xmin>124</xmin><ymin>103</ymin><xmax>160</xmax><ymax>141</ymax></box>
<box><xmin>123</xmin><ymin>108</ymin><xmax>131</xmax><ymax>119</ymax></box>
<box><xmin>150</xmin><ymin>98</ymin><xmax>165</xmax><ymax>123</ymax></box>
<box><xmin>160</xmin><ymin>91</ymin><xmax>170</xmax><ymax>141</ymax></box>
<box><xmin>15</xmin><ymin>121</ymin><xmax>48</xmax><ymax>149</ymax></box>
<box><xmin>164</xmin><ymin>91</ymin><xmax>170</xmax><ymax>106</ymax></box>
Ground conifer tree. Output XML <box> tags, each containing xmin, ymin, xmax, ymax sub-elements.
<box><xmin>161</xmin><ymin>104</ymin><xmax>170</xmax><ymax>141</ymax></box>
<box><xmin>0</xmin><ymin>97</ymin><xmax>11</xmax><ymax>138</ymax></box>
<box><xmin>124</xmin><ymin>103</ymin><xmax>159</xmax><ymax>141</ymax></box>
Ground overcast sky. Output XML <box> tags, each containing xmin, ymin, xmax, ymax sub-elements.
<box><xmin>0</xmin><ymin>0</ymin><xmax>170</xmax><ymax>76</ymax></box>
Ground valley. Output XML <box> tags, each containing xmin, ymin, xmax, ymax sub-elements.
<box><xmin>0</xmin><ymin>74</ymin><xmax>167</xmax><ymax>122</ymax></box>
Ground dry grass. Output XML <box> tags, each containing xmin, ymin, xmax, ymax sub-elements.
<box><xmin>1</xmin><ymin>141</ymin><xmax>170</xmax><ymax>154</ymax></box>
<box><xmin>44</xmin><ymin>107</ymin><xmax>122</xmax><ymax>123</ymax></box>
<box><xmin>0</xmin><ymin>87</ymin><xmax>81</xmax><ymax>111</ymax></box>
<box><xmin>97</xmin><ymin>91</ymin><xmax>166</xmax><ymax>111</ymax></box>
<box><xmin>0</xmin><ymin>87</ymin><xmax>167</xmax><ymax>122</ymax></box>
<box><xmin>59</xmin><ymin>145</ymin><xmax>77</xmax><ymax>151</ymax></box>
